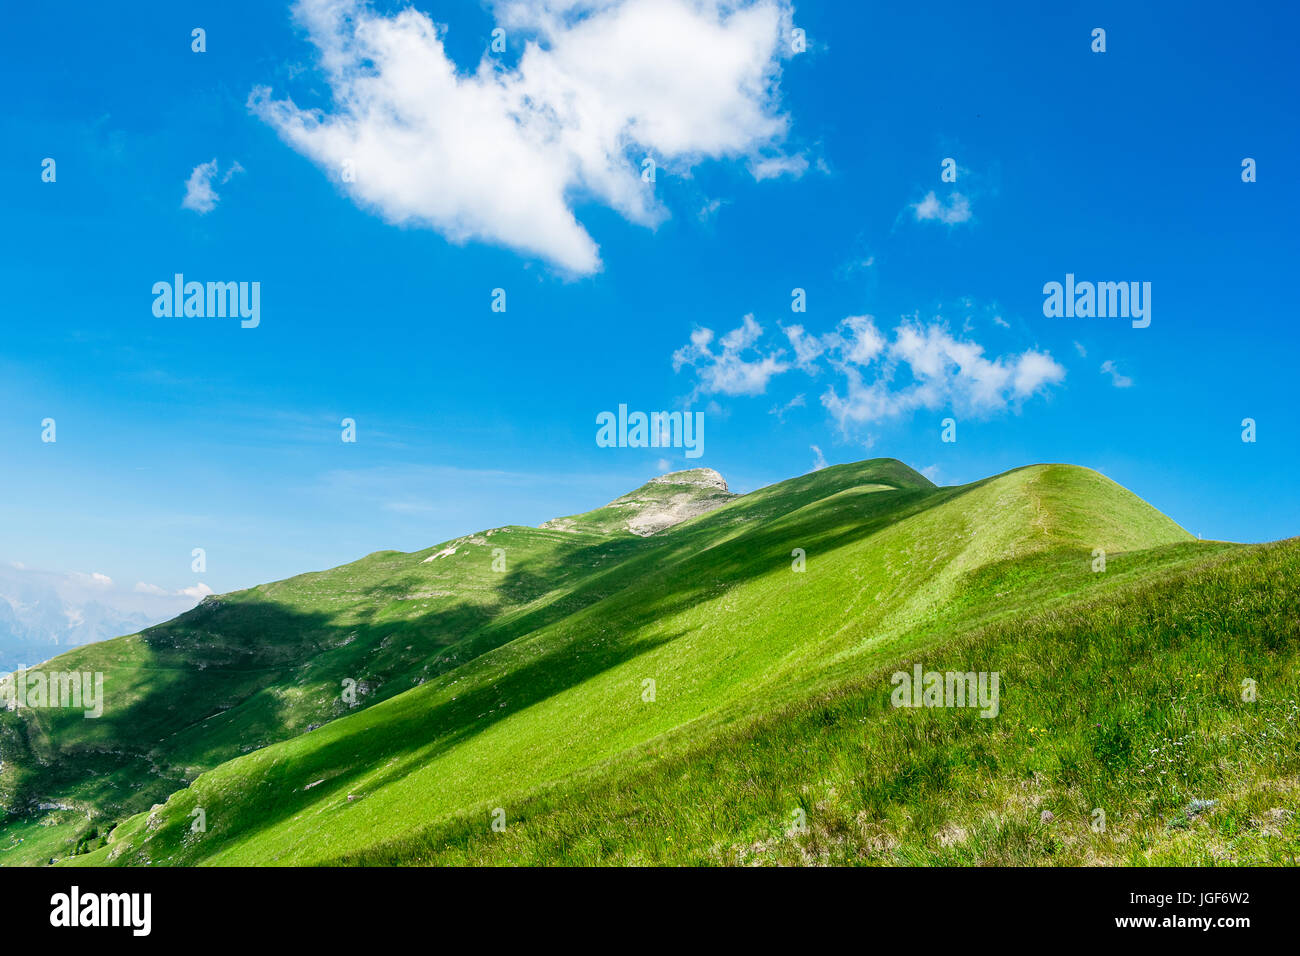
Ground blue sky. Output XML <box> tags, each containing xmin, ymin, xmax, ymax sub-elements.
<box><xmin>1</xmin><ymin>0</ymin><xmax>1297</xmax><ymax>617</ymax></box>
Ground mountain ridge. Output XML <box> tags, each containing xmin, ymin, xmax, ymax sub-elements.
<box><xmin>540</xmin><ymin>466</ymin><xmax>737</xmax><ymax>536</ymax></box>
<box><xmin>0</xmin><ymin>458</ymin><xmax>1250</xmax><ymax>867</ymax></box>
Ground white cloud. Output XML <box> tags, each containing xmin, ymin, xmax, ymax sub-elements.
<box><xmin>71</xmin><ymin>571</ymin><xmax>113</xmax><ymax>588</ymax></box>
<box><xmin>769</xmin><ymin>392</ymin><xmax>805</xmax><ymax>422</ymax></box>
<box><xmin>749</xmin><ymin>153</ymin><xmax>808</xmax><ymax>181</ymax></box>
<box><xmin>827</xmin><ymin>315</ymin><xmax>887</xmax><ymax>366</ymax></box>
<box><xmin>783</xmin><ymin>315</ymin><xmax>886</xmax><ymax>374</ymax></box>
<box><xmin>1012</xmin><ymin>350</ymin><xmax>1067</xmax><ymax>396</ymax></box>
<box><xmin>781</xmin><ymin>324</ymin><xmax>826</xmax><ymax>371</ymax></box>
<box><xmin>1073</xmin><ymin>340</ymin><xmax>1088</xmax><ymax>358</ymax></box>
<box><xmin>675</xmin><ymin>311</ymin><xmax>1064</xmax><ymax>433</ymax></box>
<box><xmin>182</xmin><ymin>159</ymin><xmax>219</xmax><ymax>213</ymax></box>
<box><xmin>136</xmin><ymin>580</ymin><xmax>214</xmax><ymax>600</ymax></box>
<box><xmin>251</xmin><ymin>0</ymin><xmax>799</xmax><ymax>274</ymax></box>
<box><xmin>698</xmin><ymin>197</ymin><xmax>727</xmax><ymax>222</ymax></box>
<box><xmin>1100</xmin><ymin>359</ymin><xmax>1134</xmax><ymax>388</ymax></box>
<box><xmin>810</xmin><ymin>444</ymin><xmax>827</xmax><ymax>471</ymax></box>
<box><xmin>672</xmin><ymin>314</ymin><xmax>790</xmax><ymax>397</ymax></box>
<box><xmin>834</xmin><ymin>253</ymin><xmax>875</xmax><ymax>278</ymax></box>
<box><xmin>182</xmin><ymin>159</ymin><xmax>244</xmax><ymax>214</ymax></box>
<box><xmin>134</xmin><ymin>582</ymin><xmax>213</xmax><ymax>598</ymax></box>
<box><xmin>822</xmin><ymin>321</ymin><xmax>1064</xmax><ymax>431</ymax></box>
<box><xmin>910</xmin><ymin>190</ymin><xmax>972</xmax><ymax>225</ymax></box>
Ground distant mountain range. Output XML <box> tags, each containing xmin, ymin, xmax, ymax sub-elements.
<box><xmin>0</xmin><ymin>581</ymin><xmax>154</xmax><ymax>673</ymax></box>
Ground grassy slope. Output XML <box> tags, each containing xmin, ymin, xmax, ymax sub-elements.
<box><xmin>343</xmin><ymin>538</ymin><xmax>1300</xmax><ymax>866</ymax></box>
<box><xmin>0</xmin><ymin>527</ymin><xmax>615</xmax><ymax>798</ymax></box>
<box><xmin>52</xmin><ymin>460</ymin><xmax>1237</xmax><ymax>866</ymax></box>
<box><xmin>0</xmin><ymin>526</ymin><xmax>673</xmax><ymax>864</ymax></box>
<box><xmin>0</xmin><ymin>461</ymin><xmax>886</xmax><ymax>862</ymax></box>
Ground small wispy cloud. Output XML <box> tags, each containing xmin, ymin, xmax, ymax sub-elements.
<box><xmin>182</xmin><ymin>158</ymin><xmax>244</xmax><ymax>214</ymax></box>
<box><xmin>672</xmin><ymin>314</ymin><xmax>790</xmax><ymax>399</ymax></box>
<box><xmin>810</xmin><ymin>444</ymin><xmax>827</xmax><ymax>472</ymax></box>
<box><xmin>781</xmin><ymin>324</ymin><xmax>826</xmax><ymax>372</ymax></box>
<box><xmin>135</xmin><ymin>581</ymin><xmax>214</xmax><ymax>599</ymax></box>
<box><xmin>769</xmin><ymin>393</ymin><xmax>806</xmax><ymax>422</ymax></box>
<box><xmin>1100</xmin><ymin>359</ymin><xmax>1133</xmax><ymax>388</ymax></box>
<box><xmin>910</xmin><ymin>190</ymin><xmax>972</xmax><ymax>225</ymax></box>
<box><xmin>72</xmin><ymin>571</ymin><xmax>113</xmax><ymax>588</ymax></box>
<box><xmin>697</xmin><ymin>198</ymin><xmax>729</xmax><ymax>222</ymax></box>
<box><xmin>749</xmin><ymin>153</ymin><xmax>809</xmax><ymax>181</ymax></box>
<box><xmin>833</xmin><ymin>249</ymin><xmax>874</xmax><ymax>279</ymax></box>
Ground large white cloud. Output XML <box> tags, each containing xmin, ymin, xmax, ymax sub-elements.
<box><xmin>250</xmin><ymin>0</ymin><xmax>798</xmax><ymax>273</ymax></box>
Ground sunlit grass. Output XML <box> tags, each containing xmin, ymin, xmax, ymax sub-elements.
<box><xmin>6</xmin><ymin>459</ymin><xmax>1291</xmax><ymax>867</ymax></box>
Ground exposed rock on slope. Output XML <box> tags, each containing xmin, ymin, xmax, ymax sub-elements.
<box><xmin>542</xmin><ymin>468</ymin><xmax>735</xmax><ymax>536</ymax></box>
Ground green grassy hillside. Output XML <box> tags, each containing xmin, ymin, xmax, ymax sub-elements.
<box><xmin>344</xmin><ymin>537</ymin><xmax>1300</xmax><ymax>866</ymax></box>
<box><xmin>5</xmin><ymin>455</ymin><xmax>1263</xmax><ymax>868</ymax></box>
<box><xmin>5</xmin><ymin>457</ymin><xmax>1288</xmax><ymax>867</ymax></box>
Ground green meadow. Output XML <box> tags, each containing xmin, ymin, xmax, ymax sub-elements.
<box><xmin>1</xmin><ymin>459</ymin><xmax>1295</xmax><ymax>866</ymax></box>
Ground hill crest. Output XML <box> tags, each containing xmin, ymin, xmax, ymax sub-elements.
<box><xmin>541</xmin><ymin>467</ymin><xmax>735</xmax><ymax>536</ymax></box>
